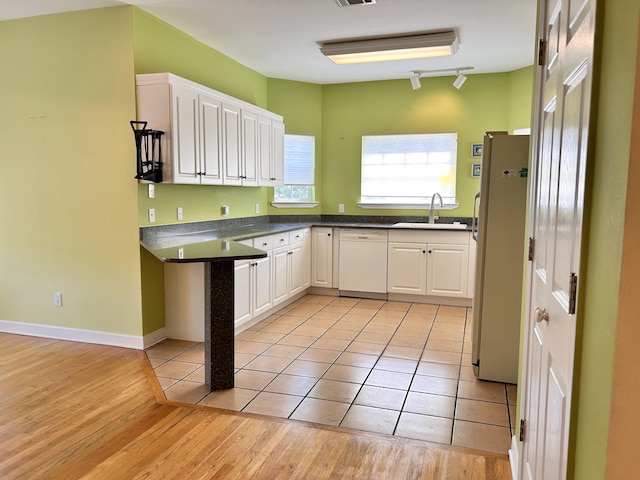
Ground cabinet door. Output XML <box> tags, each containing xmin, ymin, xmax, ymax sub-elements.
<box><xmin>272</xmin><ymin>245</ymin><xmax>290</xmax><ymax>305</ymax></box>
<box><xmin>171</xmin><ymin>85</ymin><xmax>200</xmax><ymax>184</ymax></box>
<box><xmin>222</xmin><ymin>102</ymin><xmax>242</xmax><ymax>185</ymax></box>
<box><xmin>257</xmin><ymin>116</ymin><xmax>273</xmax><ymax>186</ymax></box>
<box><xmin>252</xmin><ymin>253</ymin><xmax>272</xmax><ymax>317</ymax></box>
<box><xmin>241</xmin><ymin>110</ymin><xmax>258</xmax><ymax>186</ymax></box>
<box><xmin>427</xmin><ymin>243</ymin><xmax>469</xmax><ymax>298</ymax></box>
<box><xmin>271</xmin><ymin>120</ymin><xmax>284</xmax><ymax>186</ymax></box>
<box><xmin>311</xmin><ymin>227</ymin><xmax>333</xmax><ymax>288</ymax></box>
<box><xmin>301</xmin><ymin>229</ymin><xmax>311</xmax><ymax>289</ymax></box>
<box><xmin>234</xmin><ymin>259</ymin><xmax>252</xmax><ymax>325</ymax></box>
<box><xmin>288</xmin><ymin>242</ymin><xmax>305</xmax><ymax>296</ymax></box>
<box><xmin>199</xmin><ymin>93</ymin><xmax>223</xmax><ymax>185</ymax></box>
<box><xmin>387</xmin><ymin>242</ymin><xmax>428</xmax><ymax>295</ymax></box>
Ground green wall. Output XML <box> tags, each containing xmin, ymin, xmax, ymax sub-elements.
<box><xmin>571</xmin><ymin>0</ymin><xmax>639</xmax><ymax>477</ymax></box>
<box><xmin>0</xmin><ymin>7</ymin><xmax>143</xmax><ymax>336</ymax></box>
<box><xmin>320</xmin><ymin>73</ymin><xmax>519</xmax><ymax>217</ymax></box>
<box><xmin>266</xmin><ymin>78</ymin><xmax>324</xmax><ymax>216</ymax></box>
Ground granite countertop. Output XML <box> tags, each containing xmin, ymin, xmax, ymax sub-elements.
<box><xmin>140</xmin><ymin>214</ymin><xmax>473</xmax><ymax>263</ymax></box>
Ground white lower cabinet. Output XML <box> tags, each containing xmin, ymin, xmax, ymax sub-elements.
<box><xmin>426</xmin><ymin>243</ymin><xmax>469</xmax><ymax>298</ymax></box>
<box><xmin>311</xmin><ymin>227</ymin><xmax>334</xmax><ymax>288</ymax></box>
<box><xmin>387</xmin><ymin>242</ymin><xmax>428</xmax><ymax>295</ymax></box>
<box><xmin>234</xmin><ymin>250</ymin><xmax>273</xmax><ymax>328</ymax></box>
<box><xmin>387</xmin><ymin>230</ymin><xmax>472</xmax><ymax>300</ymax></box>
<box><xmin>272</xmin><ymin>229</ymin><xmax>310</xmax><ymax>306</ymax></box>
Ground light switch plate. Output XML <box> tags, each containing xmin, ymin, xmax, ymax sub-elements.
<box><xmin>148</xmin><ymin>184</ymin><xmax>155</xmax><ymax>198</ymax></box>
<box><xmin>148</xmin><ymin>208</ymin><xmax>155</xmax><ymax>223</ymax></box>
<box><xmin>177</xmin><ymin>207</ymin><xmax>183</xmax><ymax>221</ymax></box>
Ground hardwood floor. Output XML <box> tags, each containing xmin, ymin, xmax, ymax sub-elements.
<box><xmin>0</xmin><ymin>333</ymin><xmax>511</xmax><ymax>479</ymax></box>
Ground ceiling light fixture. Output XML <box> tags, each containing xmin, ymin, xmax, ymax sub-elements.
<box><xmin>453</xmin><ymin>71</ymin><xmax>467</xmax><ymax>89</ymax></box>
<box><xmin>407</xmin><ymin>67</ymin><xmax>473</xmax><ymax>90</ymax></box>
<box><xmin>409</xmin><ymin>72</ymin><xmax>422</xmax><ymax>90</ymax></box>
<box><xmin>320</xmin><ymin>31</ymin><xmax>459</xmax><ymax>65</ymax></box>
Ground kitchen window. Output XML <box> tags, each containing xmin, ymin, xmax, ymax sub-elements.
<box><xmin>358</xmin><ymin>132</ymin><xmax>458</xmax><ymax>209</ymax></box>
<box><xmin>272</xmin><ymin>134</ymin><xmax>318</xmax><ymax>208</ymax></box>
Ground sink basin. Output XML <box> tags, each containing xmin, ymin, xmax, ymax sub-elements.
<box><xmin>391</xmin><ymin>222</ymin><xmax>468</xmax><ymax>230</ymax></box>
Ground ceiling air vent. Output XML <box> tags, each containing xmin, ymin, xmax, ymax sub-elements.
<box><xmin>335</xmin><ymin>0</ymin><xmax>376</xmax><ymax>6</ymax></box>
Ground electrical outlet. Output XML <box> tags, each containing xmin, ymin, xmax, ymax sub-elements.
<box><xmin>148</xmin><ymin>184</ymin><xmax>155</xmax><ymax>198</ymax></box>
<box><xmin>221</xmin><ymin>205</ymin><xmax>229</xmax><ymax>217</ymax></box>
<box><xmin>53</xmin><ymin>292</ymin><xmax>62</xmax><ymax>307</ymax></box>
<box><xmin>255</xmin><ymin>203</ymin><xmax>260</xmax><ymax>214</ymax></box>
<box><xmin>338</xmin><ymin>203</ymin><xmax>345</xmax><ymax>213</ymax></box>
<box><xmin>177</xmin><ymin>207</ymin><xmax>183</xmax><ymax>221</ymax></box>
<box><xmin>148</xmin><ymin>208</ymin><xmax>155</xmax><ymax>223</ymax></box>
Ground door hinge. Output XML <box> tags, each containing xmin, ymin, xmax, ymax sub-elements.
<box><xmin>538</xmin><ymin>39</ymin><xmax>546</xmax><ymax>66</ymax></box>
<box><xmin>569</xmin><ymin>273</ymin><xmax>578</xmax><ymax>314</ymax></box>
<box><xmin>520</xmin><ymin>419</ymin><xmax>526</xmax><ymax>442</ymax></box>
<box><xmin>528</xmin><ymin>237</ymin><xmax>535</xmax><ymax>261</ymax></box>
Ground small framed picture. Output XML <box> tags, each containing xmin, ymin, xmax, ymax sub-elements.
<box><xmin>471</xmin><ymin>163</ymin><xmax>481</xmax><ymax>178</ymax></box>
<box><xmin>471</xmin><ymin>143</ymin><xmax>483</xmax><ymax>158</ymax></box>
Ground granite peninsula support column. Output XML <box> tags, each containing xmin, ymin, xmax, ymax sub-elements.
<box><xmin>204</xmin><ymin>260</ymin><xmax>235</xmax><ymax>390</ymax></box>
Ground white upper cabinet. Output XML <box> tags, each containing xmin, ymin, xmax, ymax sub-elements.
<box><xmin>240</xmin><ymin>109</ymin><xmax>258</xmax><ymax>187</ymax></box>
<box><xmin>136</xmin><ymin>73</ymin><xmax>283</xmax><ymax>187</ymax></box>
<box><xmin>258</xmin><ymin>116</ymin><xmax>285</xmax><ymax>187</ymax></box>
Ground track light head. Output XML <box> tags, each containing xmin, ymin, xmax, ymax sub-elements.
<box><xmin>453</xmin><ymin>71</ymin><xmax>467</xmax><ymax>89</ymax></box>
<box><xmin>410</xmin><ymin>72</ymin><xmax>421</xmax><ymax>90</ymax></box>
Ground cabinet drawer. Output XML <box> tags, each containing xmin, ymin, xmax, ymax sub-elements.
<box><xmin>273</xmin><ymin>232</ymin><xmax>290</xmax><ymax>248</ymax></box>
<box><xmin>388</xmin><ymin>229</ymin><xmax>470</xmax><ymax>245</ymax></box>
<box><xmin>289</xmin><ymin>229</ymin><xmax>305</xmax><ymax>244</ymax></box>
<box><xmin>253</xmin><ymin>235</ymin><xmax>274</xmax><ymax>251</ymax></box>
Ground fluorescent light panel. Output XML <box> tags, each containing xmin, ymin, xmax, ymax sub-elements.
<box><xmin>321</xmin><ymin>31</ymin><xmax>458</xmax><ymax>64</ymax></box>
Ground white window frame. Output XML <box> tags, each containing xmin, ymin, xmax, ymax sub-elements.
<box><xmin>272</xmin><ymin>134</ymin><xmax>318</xmax><ymax>209</ymax></box>
<box><xmin>357</xmin><ymin>132</ymin><xmax>459</xmax><ymax>210</ymax></box>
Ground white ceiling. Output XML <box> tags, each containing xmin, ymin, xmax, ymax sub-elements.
<box><xmin>0</xmin><ymin>0</ymin><xmax>538</xmax><ymax>84</ymax></box>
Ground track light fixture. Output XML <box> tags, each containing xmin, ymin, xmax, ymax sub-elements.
<box><xmin>409</xmin><ymin>72</ymin><xmax>421</xmax><ymax>90</ymax></box>
<box><xmin>453</xmin><ymin>71</ymin><xmax>467</xmax><ymax>89</ymax></box>
<box><xmin>407</xmin><ymin>67</ymin><xmax>474</xmax><ymax>91</ymax></box>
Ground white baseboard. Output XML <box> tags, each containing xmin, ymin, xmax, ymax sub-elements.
<box><xmin>0</xmin><ymin>320</ymin><xmax>145</xmax><ymax>350</ymax></box>
<box><xmin>143</xmin><ymin>328</ymin><xmax>167</xmax><ymax>349</ymax></box>
<box><xmin>509</xmin><ymin>435</ymin><xmax>520</xmax><ymax>480</ymax></box>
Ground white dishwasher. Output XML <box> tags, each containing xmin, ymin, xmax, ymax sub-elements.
<box><xmin>338</xmin><ymin>228</ymin><xmax>388</xmax><ymax>293</ymax></box>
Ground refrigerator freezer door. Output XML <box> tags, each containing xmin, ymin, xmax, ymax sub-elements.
<box><xmin>471</xmin><ymin>133</ymin><xmax>530</xmax><ymax>384</ymax></box>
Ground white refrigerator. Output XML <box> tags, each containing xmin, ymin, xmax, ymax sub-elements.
<box><xmin>471</xmin><ymin>132</ymin><xmax>530</xmax><ymax>384</ymax></box>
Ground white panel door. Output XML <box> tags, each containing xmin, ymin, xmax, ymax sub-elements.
<box><xmin>521</xmin><ymin>0</ymin><xmax>595</xmax><ymax>477</ymax></box>
<box><xmin>222</xmin><ymin>102</ymin><xmax>242</xmax><ymax>185</ymax></box>
<box><xmin>241</xmin><ymin>109</ymin><xmax>258</xmax><ymax>186</ymax></box>
<box><xmin>271</xmin><ymin>120</ymin><xmax>285</xmax><ymax>186</ymax></box>
<box><xmin>272</xmin><ymin>245</ymin><xmax>290</xmax><ymax>305</ymax></box>
<box><xmin>257</xmin><ymin>116</ymin><xmax>273</xmax><ymax>186</ymax></box>
<box><xmin>171</xmin><ymin>85</ymin><xmax>200</xmax><ymax>184</ymax></box>
<box><xmin>199</xmin><ymin>93</ymin><xmax>223</xmax><ymax>185</ymax></box>
<box><xmin>288</xmin><ymin>242</ymin><xmax>305</xmax><ymax>296</ymax></box>
<box><xmin>234</xmin><ymin>259</ymin><xmax>252</xmax><ymax>326</ymax></box>
<box><xmin>426</xmin><ymin>243</ymin><xmax>468</xmax><ymax>298</ymax></box>
<box><xmin>311</xmin><ymin>228</ymin><xmax>333</xmax><ymax>288</ymax></box>
<box><xmin>387</xmin><ymin>242</ymin><xmax>427</xmax><ymax>295</ymax></box>
<box><xmin>252</xmin><ymin>253</ymin><xmax>272</xmax><ymax>318</ymax></box>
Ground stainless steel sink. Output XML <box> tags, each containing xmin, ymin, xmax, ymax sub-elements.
<box><xmin>391</xmin><ymin>222</ymin><xmax>468</xmax><ymax>230</ymax></box>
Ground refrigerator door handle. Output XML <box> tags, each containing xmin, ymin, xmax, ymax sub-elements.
<box><xmin>472</xmin><ymin>192</ymin><xmax>480</xmax><ymax>241</ymax></box>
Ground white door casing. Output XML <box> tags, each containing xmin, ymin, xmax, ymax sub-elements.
<box><xmin>520</xmin><ymin>0</ymin><xmax>596</xmax><ymax>478</ymax></box>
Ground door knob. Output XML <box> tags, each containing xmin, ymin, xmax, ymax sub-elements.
<box><xmin>535</xmin><ymin>307</ymin><xmax>549</xmax><ymax>323</ymax></box>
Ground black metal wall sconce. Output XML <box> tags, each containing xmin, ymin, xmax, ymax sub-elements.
<box><xmin>131</xmin><ymin>121</ymin><xmax>164</xmax><ymax>183</ymax></box>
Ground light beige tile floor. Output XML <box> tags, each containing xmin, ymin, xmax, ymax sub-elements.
<box><xmin>146</xmin><ymin>295</ymin><xmax>516</xmax><ymax>454</ymax></box>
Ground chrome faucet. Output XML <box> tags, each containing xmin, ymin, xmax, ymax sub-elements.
<box><xmin>429</xmin><ymin>193</ymin><xmax>443</xmax><ymax>223</ymax></box>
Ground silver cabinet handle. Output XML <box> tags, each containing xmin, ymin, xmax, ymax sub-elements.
<box><xmin>535</xmin><ymin>307</ymin><xmax>549</xmax><ymax>323</ymax></box>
